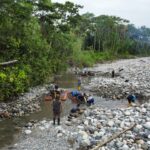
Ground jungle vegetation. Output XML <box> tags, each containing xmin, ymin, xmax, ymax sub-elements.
<box><xmin>0</xmin><ymin>0</ymin><xmax>150</xmax><ymax>100</ymax></box>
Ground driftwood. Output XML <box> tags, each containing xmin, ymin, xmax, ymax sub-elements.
<box><xmin>0</xmin><ymin>60</ymin><xmax>18</xmax><ymax>67</ymax></box>
<box><xmin>91</xmin><ymin>123</ymin><xmax>136</xmax><ymax>150</ymax></box>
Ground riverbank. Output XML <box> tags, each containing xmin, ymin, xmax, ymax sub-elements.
<box><xmin>0</xmin><ymin>85</ymin><xmax>50</xmax><ymax>119</ymax></box>
<box><xmin>83</xmin><ymin>57</ymin><xmax>150</xmax><ymax>101</ymax></box>
<box><xmin>6</xmin><ymin>102</ymin><xmax>150</xmax><ymax>150</ymax></box>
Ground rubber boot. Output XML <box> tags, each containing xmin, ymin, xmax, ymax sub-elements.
<box><xmin>58</xmin><ymin>118</ymin><xmax>60</xmax><ymax>125</ymax></box>
<box><xmin>53</xmin><ymin>118</ymin><xmax>55</xmax><ymax>125</ymax></box>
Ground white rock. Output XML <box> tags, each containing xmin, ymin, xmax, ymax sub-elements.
<box><xmin>129</xmin><ymin>117</ymin><xmax>134</xmax><ymax>122</ymax></box>
<box><xmin>147</xmin><ymin>141</ymin><xmax>150</xmax><ymax>145</ymax></box>
<box><xmin>77</xmin><ymin>125</ymin><xmax>84</xmax><ymax>130</ymax></box>
<box><xmin>84</xmin><ymin>120</ymin><xmax>89</xmax><ymax>126</ymax></box>
<box><xmin>107</xmin><ymin>121</ymin><xmax>114</xmax><ymax>127</ymax></box>
<box><xmin>65</xmin><ymin>121</ymin><xmax>72</xmax><ymax>126</ymax></box>
<box><xmin>71</xmin><ymin>118</ymin><xmax>77</xmax><ymax>123</ymax></box>
<box><xmin>116</xmin><ymin>141</ymin><xmax>123</xmax><ymax>147</ymax></box>
<box><xmin>57</xmin><ymin>133</ymin><xmax>63</xmax><ymax>137</ymax></box>
<box><xmin>24</xmin><ymin>130</ymin><xmax>32</xmax><ymax>135</ymax></box>
<box><xmin>141</xmin><ymin>108</ymin><xmax>147</xmax><ymax>113</ymax></box>
<box><xmin>120</xmin><ymin>122</ymin><xmax>125</xmax><ymax>128</ymax></box>
<box><xmin>143</xmin><ymin>122</ymin><xmax>150</xmax><ymax>130</ymax></box>
<box><xmin>39</xmin><ymin>126</ymin><xmax>45</xmax><ymax>130</ymax></box>
<box><xmin>40</xmin><ymin>120</ymin><xmax>46</xmax><ymax>124</ymax></box>
<box><xmin>136</xmin><ymin>124</ymin><xmax>142</xmax><ymax>129</ymax></box>
<box><xmin>101</xmin><ymin>147</ymin><xmax>106</xmax><ymax>150</ymax></box>
<box><xmin>44</xmin><ymin>123</ymin><xmax>50</xmax><ymax>129</ymax></box>
<box><xmin>124</xmin><ymin>111</ymin><xmax>131</xmax><ymax>116</ymax></box>
<box><xmin>136</xmin><ymin>140</ymin><xmax>144</xmax><ymax>145</ymax></box>
<box><xmin>77</xmin><ymin>131</ymin><xmax>91</xmax><ymax>147</ymax></box>
<box><xmin>121</xmin><ymin>144</ymin><xmax>129</xmax><ymax>150</ymax></box>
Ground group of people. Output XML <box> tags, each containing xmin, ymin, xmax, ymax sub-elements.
<box><xmin>49</xmin><ymin>81</ymin><xmax>95</xmax><ymax>125</ymax></box>
<box><xmin>69</xmin><ymin>90</ymin><xmax>95</xmax><ymax>113</ymax></box>
<box><xmin>50</xmin><ymin>78</ymin><xmax>137</xmax><ymax>126</ymax></box>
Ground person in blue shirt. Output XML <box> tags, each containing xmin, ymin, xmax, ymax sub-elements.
<box><xmin>127</xmin><ymin>94</ymin><xmax>136</xmax><ymax>105</ymax></box>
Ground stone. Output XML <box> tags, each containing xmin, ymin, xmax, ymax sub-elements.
<box><xmin>77</xmin><ymin>131</ymin><xmax>91</xmax><ymax>147</ymax></box>
<box><xmin>24</xmin><ymin>130</ymin><xmax>32</xmax><ymax>135</ymax></box>
<box><xmin>141</xmin><ymin>108</ymin><xmax>147</xmax><ymax>113</ymax></box>
<box><xmin>77</xmin><ymin>125</ymin><xmax>84</xmax><ymax>130</ymax></box>
<box><xmin>124</xmin><ymin>111</ymin><xmax>131</xmax><ymax>116</ymax></box>
<box><xmin>39</xmin><ymin>126</ymin><xmax>45</xmax><ymax>130</ymax></box>
<box><xmin>143</xmin><ymin>122</ymin><xmax>150</xmax><ymax>130</ymax></box>
<box><xmin>147</xmin><ymin>141</ymin><xmax>150</xmax><ymax>145</ymax></box>
<box><xmin>141</xmin><ymin>143</ymin><xmax>149</xmax><ymax>150</ymax></box>
<box><xmin>121</xmin><ymin>144</ymin><xmax>129</xmax><ymax>150</ymax></box>
<box><xmin>65</xmin><ymin>121</ymin><xmax>72</xmax><ymax>126</ymax></box>
<box><xmin>57</xmin><ymin>133</ymin><xmax>63</xmax><ymax>137</ymax></box>
<box><xmin>116</xmin><ymin>141</ymin><xmax>123</xmax><ymax>148</ymax></box>
<box><xmin>84</xmin><ymin>120</ymin><xmax>89</xmax><ymax>126</ymax></box>
<box><xmin>136</xmin><ymin>140</ymin><xmax>144</xmax><ymax>145</ymax></box>
<box><xmin>107</xmin><ymin>121</ymin><xmax>114</xmax><ymax>127</ymax></box>
<box><xmin>136</xmin><ymin>124</ymin><xmax>142</xmax><ymax>129</ymax></box>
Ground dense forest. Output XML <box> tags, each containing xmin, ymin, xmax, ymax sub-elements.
<box><xmin>0</xmin><ymin>0</ymin><xmax>150</xmax><ymax>101</ymax></box>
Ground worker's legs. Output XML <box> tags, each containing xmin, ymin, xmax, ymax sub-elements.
<box><xmin>57</xmin><ymin>113</ymin><xmax>60</xmax><ymax>125</ymax></box>
<box><xmin>77</xmin><ymin>85</ymin><xmax>81</xmax><ymax>91</ymax></box>
<box><xmin>128</xmin><ymin>99</ymin><xmax>132</xmax><ymax>107</ymax></box>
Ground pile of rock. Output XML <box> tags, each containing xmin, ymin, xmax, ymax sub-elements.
<box><xmin>83</xmin><ymin>57</ymin><xmax>150</xmax><ymax>101</ymax></box>
<box><xmin>13</xmin><ymin>103</ymin><xmax>150</xmax><ymax>150</ymax></box>
<box><xmin>0</xmin><ymin>86</ymin><xmax>49</xmax><ymax>118</ymax></box>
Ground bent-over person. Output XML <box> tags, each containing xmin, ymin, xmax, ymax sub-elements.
<box><xmin>52</xmin><ymin>94</ymin><xmax>62</xmax><ymax>125</ymax></box>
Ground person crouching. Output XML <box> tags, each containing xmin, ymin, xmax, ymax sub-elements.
<box><xmin>87</xmin><ymin>95</ymin><xmax>95</xmax><ymax>106</ymax></box>
<box><xmin>127</xmin><ymin>94</ymin><xmax>136</xmax><ymax>106</ymax></box>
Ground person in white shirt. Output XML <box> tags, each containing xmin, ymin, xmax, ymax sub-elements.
<box><xmin>87</xmin><ymin>95</ymin><xmax>95</xmax><ymax>106</ymax></box>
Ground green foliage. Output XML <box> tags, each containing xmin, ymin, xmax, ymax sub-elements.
<box><xmin>0</xmin><ymin>66</ymin><xmax>29</xmax><ymax>101</ymax></box>
<box><xmin>0</xmin><ymin>1</ymin><xmax>150</xmax><ymax>101</ymax></box>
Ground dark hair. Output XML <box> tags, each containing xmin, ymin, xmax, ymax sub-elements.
<box><xmin>55</xmin><ymin>84</ymin><xmax>59</xmax><ymax>90</ymax></box>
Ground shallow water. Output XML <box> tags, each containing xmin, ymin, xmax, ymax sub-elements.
<box><xmin>0</xmin><ymin>73</ymin><xmax>77</xmax><ymax>149</ymax></box>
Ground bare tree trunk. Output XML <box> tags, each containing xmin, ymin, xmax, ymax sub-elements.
<box><xmin>0</xmin><ymin>60</ymin><xmax>18</xmax><ymax>67</ymax></box>
<box><xmin>91</xmin><ymin>123</ymin><xmax>136</xmax><ymax>150</ymax></box>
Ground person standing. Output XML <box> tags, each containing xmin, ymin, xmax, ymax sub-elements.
<box><xmin>77</xmin><ymin>77</ymin><xmax>81</xmax><ymax>91</ymax></box>
<box><xmin>52</xmin><ymin>94</ymin><xmax>62</xmax><ymax>125</ymax></box>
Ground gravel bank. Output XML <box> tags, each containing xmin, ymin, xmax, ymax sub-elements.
<box><xmin>84</xmin><ymin>57</ymin><xmax>150</xmax><ymax>101</ymax></box>
<box><xmin>8</xmin><ymin>102</ymin><xmax>150</xmax><ymax>150</ymax></box>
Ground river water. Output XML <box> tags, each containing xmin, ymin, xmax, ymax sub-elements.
<box><xmin>0</xmin><ymin>73</ymin><xmax>77</xmax><ymax>149</ymax></box>
<box><xmin>0</xmin><ymin>72</ymin><xmax>133</xmax><ymax>149</ymax></box>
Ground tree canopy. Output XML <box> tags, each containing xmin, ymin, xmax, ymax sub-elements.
<box><xmin>0</xmin><ymin>1</ymin><xmax>150</xmax><ymax>101</ymax></box>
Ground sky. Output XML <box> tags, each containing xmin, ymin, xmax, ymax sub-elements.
<box><xmin>52</xmin><ymin>0</ymin><xmax>150</xmax><ymax>28</ymax></box>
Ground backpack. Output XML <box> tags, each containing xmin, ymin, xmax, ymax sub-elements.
<box><xmin>53</xmin><ymin>100</ymin><xmax>61</xmax><ymax>113</ymax></box>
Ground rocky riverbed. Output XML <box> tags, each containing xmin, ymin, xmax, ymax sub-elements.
<box><xmin>83</xmin><ymin>57</ymin><xmax>150</xmax><ymax>101</ymax></box>
<box><xmin>7</xmin><ymin>102</ymin><xmax>150</xmax><ymax>150</ymax></box>
<box><xmin>0</xmin><ymin>86</ymin><xmax>50</xmax><ymax>118</ymax></box>
<box><xmin>1</xmin><ymin>57</ymin><xmax>150</xmax><ymax>150</ymax></box>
